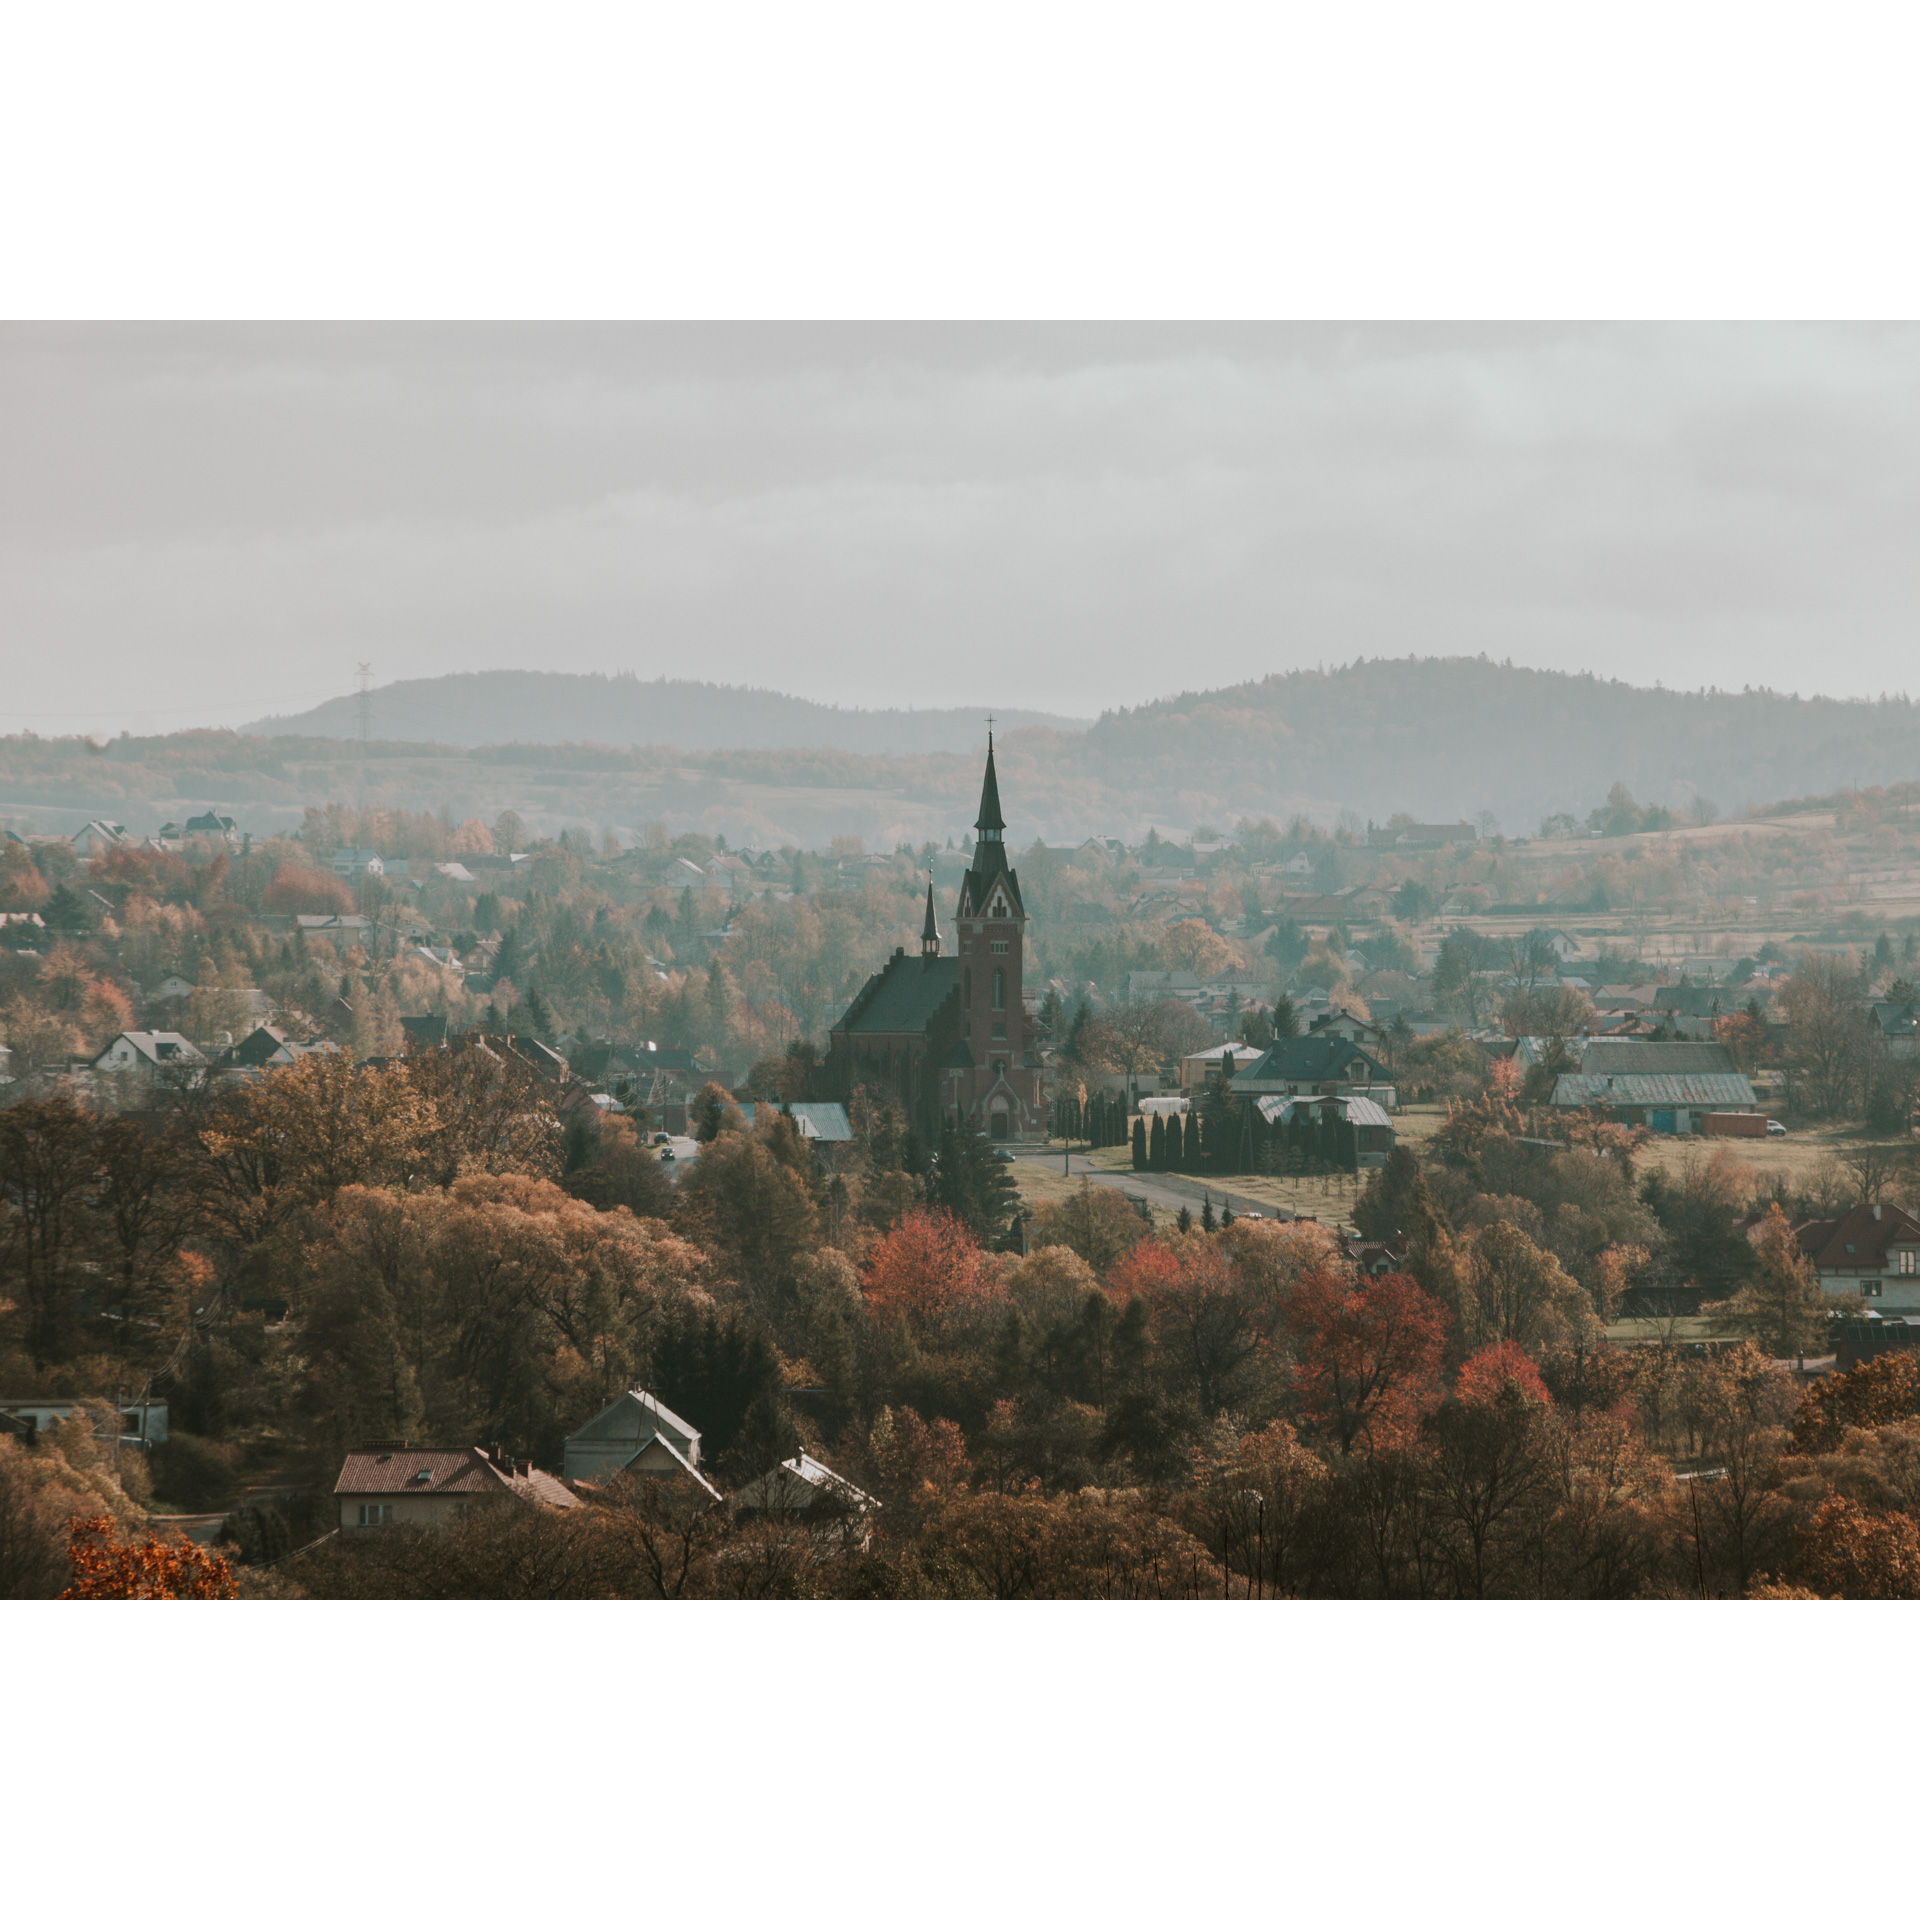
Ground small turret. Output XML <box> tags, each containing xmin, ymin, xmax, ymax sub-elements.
<box><xmin>921</xmin><ymin>878</ymin><xmax>941</xmax><ymax>962</ymax></box>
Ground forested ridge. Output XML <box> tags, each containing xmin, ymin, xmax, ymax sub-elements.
<box><xmin>10</xmin><ymin>656</ymin><xmax>1920</xmax><ymax>844</ymax></box>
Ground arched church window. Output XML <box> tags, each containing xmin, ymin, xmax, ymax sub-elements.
<box><xmin>963</xmin><ymin>970</ymin><xmax>971</xmax><ymax>1010</ymax></box>
<box><xmin>992</xmin><ymin>967</ymin><xmax>1005</xmax><ymax>1011</ymax></box>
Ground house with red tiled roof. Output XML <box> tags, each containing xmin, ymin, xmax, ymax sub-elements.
<box><xmin>1795</xmin><ymin>1203</ymin><xmax>1920</xmax><ymax>1314</ymax></box>
<box><xmin>333</xmin><ymin>1444</ymin><xmax>580</xmax><ymax>1533</ymax></box>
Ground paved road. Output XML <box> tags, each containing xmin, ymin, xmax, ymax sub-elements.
<box><xmin>1008</xmin><ymin>1146</ymin><xmax>1290</xmax><ymax>1223</ymax></box>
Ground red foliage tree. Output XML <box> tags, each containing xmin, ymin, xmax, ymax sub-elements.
<box><xmin>1455</xmin><ymin>1340</ymin><xmax>1551</xmax><ymax>1409</ymax></box>
<box><xmin>863</xmin><ymin>1208</ymin><xmax>993</xmax><ymax>1329</ymax></box>
<box><xmin>1285</xmin><ymin>1267</ymin><xmax>1450</xmax><ymax>1454</ymax></box>
<box><xmin>62</xmin><ymin>1515</ymin><xmax>238</xmax><ymax>1599</ymax></box>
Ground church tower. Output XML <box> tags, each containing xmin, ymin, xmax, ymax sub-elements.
<box><xmin>951</xmin><ymin>732</ymin><xmax>1033</xmax><ymax>1135</ymax></box>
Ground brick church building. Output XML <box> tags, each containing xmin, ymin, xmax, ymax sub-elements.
<box><xmin>817</xmin><ymin>736</ymin><xmax>1045</xmax><ymax>1142</ymax></box>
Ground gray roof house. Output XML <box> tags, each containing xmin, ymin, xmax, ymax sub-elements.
<box><xmin>1234</xmin><ymin>1033</ymin><xmax>1392</xmax><ymax>1105</ymax></box>
<box><xmin>562</xmin><ymin>1389</ymin><xmax>709</xmax><ymax>1488</ymax></box>
<box><xmin>732</xmin><ymin>1450</ymin><xmax>880</xmax><ymax>1546</ymax></box>
<box><xmin>90</xmin><ymin>1030</ymin><xmax>208</xmax><ymax>1083</ymax></box>
<box><xmin>1547</xmin><ymin>1039</ymin><xmax>1754</xmax><ymax>1131</ymax></box>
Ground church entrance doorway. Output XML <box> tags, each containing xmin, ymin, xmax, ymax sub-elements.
<box><xmin>988</xmin><ymin>1105</ymin><xmax>1010</xmax><ymax>1140</ymax></box>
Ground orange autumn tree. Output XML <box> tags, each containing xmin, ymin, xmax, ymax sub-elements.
<box><xmin>63</xmin><ymin>1515</ymin><xmax>237</xmax><ymax>1600</ymax></box>
<box><xmin>863</xmin><ymin>1208</ymin><xmax>995</xmax><ymax>1330</ymax></box>
<box><xmin>1285</xmin><ymin>1266</ymin><xmax>1450</xmax><ymax>1455</ymax></box>
<box><xmin>1791</xmin><ymin>1495</ymin><xmax>1920</xmax><ymax>1600</ymax></box>
<box><xmin>1455</xmin><ymin>1340</ymin><xmax>1551</xmax><ymax>1409</ymax></box>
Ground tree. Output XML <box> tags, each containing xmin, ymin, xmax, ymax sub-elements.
<box><xmin>1705</xmin><ymin>1204</ymin><xmax>1826</xmax><ymax>1359</ymax></box>
<box><xmin>1027</xmin><ymin>1180</ymin><xmax>1148</xmax><ymax>1275</ymax></box>
<box><xmin>62</xmin><ymin>1515</ymin><xmax>237</xmax><ymax>1599</ymax></box>
<box><xmin>1791</xmin><ymin>1495</ymin><xmax>1920</xmax><ymax>1599</ymax></box>
<box><xmin>862</xmin><ymin>1208</ymin><xmax>994</xmax><ymax>1330</ymax></box>
<box><xmin>1285</xmin><ymin>1267</ymin><xmax>1450</xmax><ymax>1454</ymax></box>
<box><xmin>1424</xmin><ymin>1381</ymin><xmax>1552</xmax><ymax>1596</ymax></box>
<box><xmin>1131</xmin><ymin>1116</ymin><xmax>1147</xmax><ymax>1171</ymax></box>
<box><xmin>1441</xmin><ymin>1220</ymin><xmax>1602</xmax><ymax>1359</ymax></box>
<box><xmin>1776</xmin><ymin>953</ymin><xmax>1873</xmax><ymax>1118</ymax></box>
<box><xmin>929</xmin><ymin>1117</ymin><xmax>1020</xmax><ymax>1241</ymax></box>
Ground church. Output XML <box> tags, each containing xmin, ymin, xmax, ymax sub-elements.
<box><xmin>817</xmin><ymin>736</ymin><xmax>1045</xmax><ymax>1142</ymax></box>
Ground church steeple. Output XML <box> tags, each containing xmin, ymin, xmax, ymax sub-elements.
<box><xmin>976</xmin><ymin>729</ymin><xmax>1005</xmax><ymax>837</ymax></box>
<box><xmin>920</xmin><ymin>877</ymin><xmax>941</xmax><ymax>960</ymax></box>
<box><xmin>972</xmin><ymin>727</ymin><xmax>1007</xmax><ymax>876</ymax></box>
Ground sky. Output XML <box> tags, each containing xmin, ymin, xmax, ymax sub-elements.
<box><xmin>5</xmin><ymin>322</ymin><xmax>1920</xmax><ymax>738</ymax></box>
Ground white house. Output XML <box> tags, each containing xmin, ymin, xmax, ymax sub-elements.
<box><xmin>1179</xmin><ymin>1043</ymin><xmax>1264</xmax><ymax>1092</ymax></box>
<box><xmin>90</xmin><ymin>1031</ymin><xmax>208</xmax><ymax>1085</ymax></box>
<box><xmin>562</xmin><ymin>1389</ymin><xmax>705</xmax><ymax>1486</ymax></box>
<box><xmin>72</xmin><ymin>820</ymin><xmax>132</xmax><ymax>857</ymax></box>
<box><xmin>1797</xmin><ymin>1203</ymin><xmax>1920</xmax><ymax>1313</ymax></box>
<box><xmin>731</xmin><ymin>1451</ymin><xmax>880</xmax><ymax>1547</ymax></box>
<box><xmin>0</xmin><ymin>1399</ymin><xmax>168</xmax><ymax>1448</ymax></box>
<box><xmin>329</xmin><ymin>849</ymin><xmax>385</xmax><ymax>880</ymax></box>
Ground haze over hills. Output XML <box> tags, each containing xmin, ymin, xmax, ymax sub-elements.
<box><xmin>9</xmin><ymin>657</ymin><xmax>1920</xmax><ymax>846</ymax></box>
<box><xmin>249</xmin><ymin>672</ymin><xmax>1086</xmax><ymax>756</ymax></box>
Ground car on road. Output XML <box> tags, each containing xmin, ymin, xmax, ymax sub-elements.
<box><xmin>1766</xmin><ymin>1120</ymin><xmax>1788</xmax><ymax>1135</ymax></box>
<box><xmin>659</xmin><ymin>1145</ymin><xmax>675</xmax><ymax>1162</ymax></box>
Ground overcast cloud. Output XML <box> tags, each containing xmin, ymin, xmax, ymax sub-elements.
<box><xmin>4</xmin><ymin>323</ymin><xmax>1919</xmax><ymax>737</ymax></box>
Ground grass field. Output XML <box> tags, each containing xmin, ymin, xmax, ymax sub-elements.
<box><xmin>1017</xmin><ymin>1143</ymin><xmax>1370</xmax><ymax>1232</ymax></box>
<box><xmin>1388</xmin><ymin>1105</ymin><xmax>1865</xmax><ymax>1195</ymax></box>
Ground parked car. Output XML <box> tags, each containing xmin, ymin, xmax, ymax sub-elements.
<box><xmin>993</xmin><ymin>1147</ymin><xmax>1016</xmax><ymax>1163</ymax></box>
<box><xmin>1766</xmin><ymin>1120</ymin><xmax>1788</xmax><ymax>1136</ymax></box>
<box><xmin>653</xmin><ymin>1132</ymin><xmax>670</xmax><ymax>1145</ymax></box>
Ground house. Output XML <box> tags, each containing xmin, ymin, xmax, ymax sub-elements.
<box><xmin>333</xmin><ymin>1444</ymin><xmax>580</xmax><ymax>1532</ymax></box>
<box><xmin>329</xmin><ymin>848</ymin><xmax>385</xmax><ymax>879</ymax></box>
<box><xmin>1179</xmin><ymin>1043</ymin><xmax>1264</xmax><ymax>1092</ymax></box>
<box><xmin>730</xmin><ymin>1451</ymin><xmax>880</xmax><ymax>1547</ymax></box>
<box><xmin>1307</xmin><ymin>1007</ymin><xmax>1381</xmax><ymax>1047</ymax></box>
<box><xmin>1367</xmin><ymin>822</ymin><xmax>1478</xmax><ymax>850</ymax></box>
<box><xmin>71</xmin><ymin>820</ymin><xmax>132</xmax><ymax>857</ymax></box>
<box><xmin>1547</xmin><ymin>1040</ymin><xmax>1755</xmax><ymax>1132</ymax></box>
<box><xmin>146</xmin><ymin>973</ymin><xmax>195</xmax><ymax>1002</ymax></box>
<box><xmin>1868</xmin><ymin>997</ymin><xmax>1920</xmax><ymax>1061</ymax></box>
<box><xmin>0</xmin><ymin>1399</ymin><xmax>168</xmax><ymax>1447</ymax></box>
<box><xmin>90</xmin><ymin>1030</ymin><xmax>208</xmax><ymax>1086</ymax></box>
<box><xmin>562</xmin><ymin>1389</ymin><xmax>705</xmax><ymax>1485</ymax></box>
<box><xmin>398</xmin><ymin>1014</ymin><xmax>448</xmax><ymax>1049</ymax></box>
<box><xmin>1796</xmin><ymin>1203</ymin><xmax>1920</xmax><ymax>1314</ymax></box>
<box><xmin>215</xmin><ymin>1024</ymin><xmax>339</xmax><ymax>1072</ymax></box>
<box><xmin>1127</xmin><ymin>968</ymin><xmax>1204</xmax><ymax>1006</ymax></box>
<box><xmin>1234</xmin><ymin>1033</ymin><xmax>1393</xmax><ymax>1107</ymax></box>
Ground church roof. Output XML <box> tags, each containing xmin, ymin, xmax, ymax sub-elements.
<box><xmin>834</xmin><ymin>952</ymin><xmax>960</xmax><ymax>1036</ymax></box>
<box><xmin>922</xmin><ymin>881</ymin><xmax>939</xmax><ymax>946</ymax></box>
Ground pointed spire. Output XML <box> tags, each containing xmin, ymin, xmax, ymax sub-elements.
<box><xmin>921</xmin><ymin>877</ymin><xmax>940</xmax><ymax>958</ymax></box>
<box><xmin>975</xmin><ymin>729</ymin><xmax>1006</xmax><ymax>837</ymax></box>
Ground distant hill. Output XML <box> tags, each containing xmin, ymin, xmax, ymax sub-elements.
<box><xmin>1063</xmin><ymin>656</ymin><xmax>1920</xmax><ymax>833</ymax></box>
<box><xmin>249</xmin><ymin>672</ymin><xmax>1086</xmax><ymax>756</ymax></box>
<box><xmin>10</xmin><ymin>657</ymin><xmax>1919</xmax><ymax>846</ymax></box>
